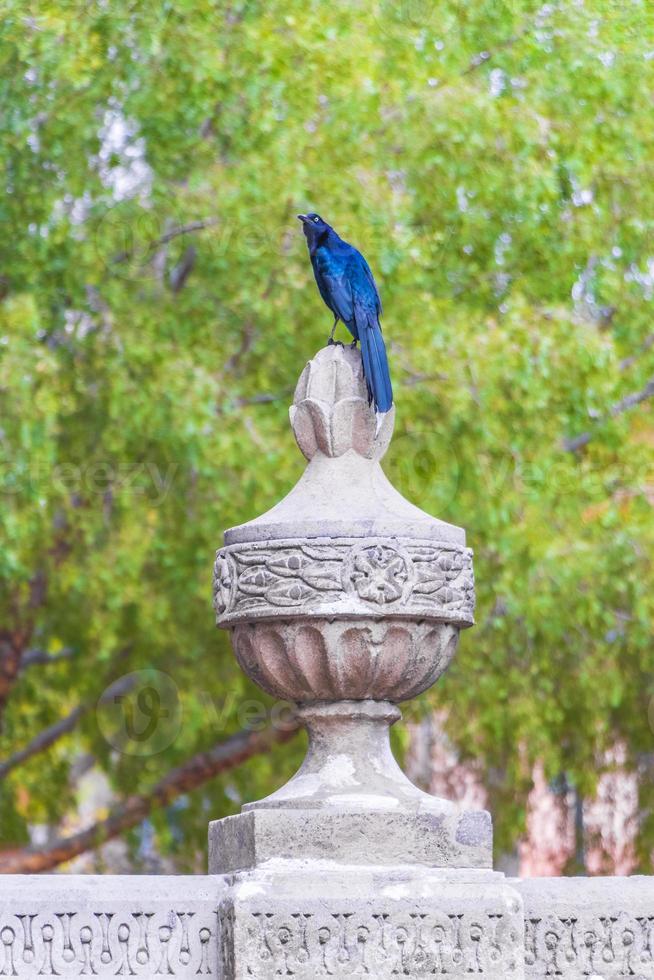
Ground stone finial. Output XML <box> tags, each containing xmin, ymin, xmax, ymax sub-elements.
<box><xmin>290</xmin><ymin>345</ymin><xmax>395</xmax><ymax>460</ymax></box>
<box><xmin>212</xmin><ymin>344</ymin><xmax>487</xmax><ymax>870</ymax></box>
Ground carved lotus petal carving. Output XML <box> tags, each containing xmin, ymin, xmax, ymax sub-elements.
<box><xmin>331</xmin><ymin>397</ymin><xmax>376</xmax><ymax>457</ymax></box>
<box><xmin>393</xmin><ymin>626</ymin><xmax>459</xmax><ymax>701</ymax></box>
<box><xmin>288</xmin><ymin>401</ymin><xmax>318</xmax><ymax>459</ymax></box>
<box><xmin>290</xmin><ymin>345</ymin><xmax>395</xmax><ymax>460</ymax></box>
<box><xmin>265</xmin><ymin>581</ymin><xmax>316</xmax><ymax>606</ymax></box>
<box><xmin>294</xmin><ymin>345</ymin><xmax>366</xmax><ymax>404</ymax></box>
<box><xmin>285</xmin><ymin>625</ymin><xmax>336</xmax><ymax>698</ymax></box>
<box><xmin>371</xmin><ymin>626</ymin><xmax>415</xmax><ymax>699</ymax></box>
<box><xmin>238</xmin><ymin>627</ymin><xmax>315</xmax><ymax>701</ymax></box>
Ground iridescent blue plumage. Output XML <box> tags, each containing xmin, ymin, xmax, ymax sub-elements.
<box><xmin>297</xmin><ymin>213</ymin><xmax>393</xmax><ymax>413</ymax></box>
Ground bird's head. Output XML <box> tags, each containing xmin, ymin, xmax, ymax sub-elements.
<box><xmin>297</xmin><ymin>212</ymin><xmax>331</xmax><ymax>248</ymax></box>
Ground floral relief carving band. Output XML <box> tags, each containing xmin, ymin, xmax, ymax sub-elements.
<box><xmin>213</xmin><ymin>537</ymin><xmax>474</xmax><ymax>626</ymax></box>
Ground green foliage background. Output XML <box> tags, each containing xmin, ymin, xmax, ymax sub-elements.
<box><xmin>1</xmin><ymin>0</ymin><xmax>653</xmax><ymax>868</ymax></box>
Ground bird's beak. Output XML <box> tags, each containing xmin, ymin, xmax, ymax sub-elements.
<box><xmin>297</xmin><ymin>214</ymin><xmax>308</xmax><ymax>223</ymax></box>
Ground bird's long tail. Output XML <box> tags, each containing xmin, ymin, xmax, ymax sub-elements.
<box><xmin>357</xmin><ymin>310</ymin><xmax>393</xmax><ymax>413</ymax></box>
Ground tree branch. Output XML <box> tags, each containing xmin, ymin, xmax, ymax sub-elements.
<box><xmin>20</xmin><ymin>647</ymin><xmax>75</xmax><ymax>670</ymax></box>
<box><xmin>169</xmin><ymin>244</ymin><xmax>196</xmax><ymax>293</ymax></box>
<box><xmin>0</xmin><ymin>675</ymin><xmax>136</xmax><ymax>781</ymax></box>
<box><xmin>151</xmin><ymin>219</ymin><xmax>219</xmax><ymax>249</ymax></box>
<box><xmin>111</xmin><ymin>218</ymin><xmax>219</xmax><ymax>264</ymax></box>
<box><xmin>0</xmin><ymin>706</ymin><xmax>83</xmax><ymax>781</ymax></box>
<box><xmin>0</xmin><ymin>721</ymin><xmax>300</xmax><ymax>873</ymax></box>
<box><xmin>563</xmin><ymin>375</ymin><xmax>654</xmax><ymax>452</ymax></box>
<box><xmin>231</xmin><ymin>390</ymin><xmax>293</xmax><ymax>409</ymax></box>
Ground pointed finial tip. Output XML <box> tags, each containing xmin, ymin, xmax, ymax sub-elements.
<box><xmin>290</xmin><ymin>345</ymin><xmax>395</xmax><ymax>461</ymax></box>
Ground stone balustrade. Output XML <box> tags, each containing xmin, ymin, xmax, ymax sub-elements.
<box><xmin>1</xmin><ymin>874</ymin><xmax>653</xmax><ymax>977</ymax></box>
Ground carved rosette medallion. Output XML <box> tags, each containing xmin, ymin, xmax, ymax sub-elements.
<box><xmin>213</xmin><ymin>538</ymin><xmax>474</xmax><ymax>627</ymax></box>
<box><xmin>344</xmin><ymin>543</ymin><xmax>413</xmax><ymax>605</ymax></box>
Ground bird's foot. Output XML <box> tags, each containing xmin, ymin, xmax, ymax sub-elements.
<box><xmin>327</xmin><ymin>338</ymin><xmax>344</xmax><ymax>347</ymax></box>
<box><xmin>349</xmin><ymin>340</ymin><xmax>358</xmax><ymax>349</ymax></box>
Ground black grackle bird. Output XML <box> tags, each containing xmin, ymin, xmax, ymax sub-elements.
<box><xmin>297</xmin><ymin>213</ymin><xmax>393</xmax><ymax>413</ymax></box>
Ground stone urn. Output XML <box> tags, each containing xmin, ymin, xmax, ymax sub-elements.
<box><xmin>212</xmin><ymin>345</ymin><xmax>489</xmax><ymax>869</ymax></box>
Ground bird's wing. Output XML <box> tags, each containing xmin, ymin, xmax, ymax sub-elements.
<box><xmin>358</xmin><ymin>253</ymin><xmax>382</xmax><ymax>317</ymax></box>
<box><xmin>349</xmin><ymin>251</ymin><xmax>382</xmax><ymax>322</ymax></box>
<box><xmin>312</xmin><ymin>252</ymin><xmax>354</xmax><ymax>322</ymax></box>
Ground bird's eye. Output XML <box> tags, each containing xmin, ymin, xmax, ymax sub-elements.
<box><xmin>313</xmin><ymin>216</ymin><xmax>320</xmax><ymax>223</ymax></box>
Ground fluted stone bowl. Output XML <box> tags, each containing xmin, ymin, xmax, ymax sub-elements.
<box><xmin>231</xmin><ymin>619</ymin><xmax>459</xmax><ymax>703</ymax></box>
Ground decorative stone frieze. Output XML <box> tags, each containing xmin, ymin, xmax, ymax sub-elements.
<box><xmin>515</xmin><ymin>876</ymin><xmax>654</xmax><ymax>979</ymax></box>
<box><xmin>0</xmin><ymin>876</ymin><xmax>223</xmax><ymax>978</ymax></box>
<box><xmin>2</xmin><ymin>873</ymin><xmax>654</xmax><ymax>978</ymax></box>
<box><xmin>214</xmin><ymin>537</ymin><xmax>474</xmax><ymax>626</ymax></box>
<box><xmin>217</xmin><ymin>867</ymin><xmax>525</xmax><ymax>979</ymax></box>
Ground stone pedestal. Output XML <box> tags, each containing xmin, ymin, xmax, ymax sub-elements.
<box><xmin>211</xmin><ymin>345</ymin><xmax>525</xmax><ymax>978</ymax></box>
<box><xmin>210</xmin><ymin>701</ymin><xmax>492</xmax><ymax>871</ymax></box>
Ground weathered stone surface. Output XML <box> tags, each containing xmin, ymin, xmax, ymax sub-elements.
<box><xmin>0</xmin><ymin>875</ymin><xmax>224</xmax><ymax>977</ymax></box>
<box><xmin>209</xmin><ymin>700</ymin><xmax>492</xmax><ymax>874</ymax></box>
<box><xmin>290</xmin><ymin>345</ymin><xmax>395</xmax><ymax>461</ymax></box>
<box><xmin>207</xmin><ymin>344</ymin><xmax>511</xmax><ymax>977</ymax></box>
<box><xmin>515</xmin><ymin>875</ymin><xmax>654</xmax><ymax>978</ymax></box>
<box><xmin>209</xmin><ymin>807</ymin><xmax>492</xmax><ymax>873</ymax></box>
